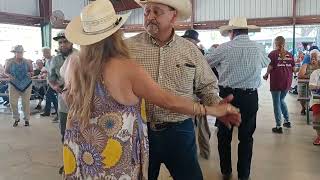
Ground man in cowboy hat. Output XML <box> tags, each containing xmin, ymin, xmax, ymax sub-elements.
<box><xmin>206</xmin><ymin>17</ymin><xmax>270</xmax><ymax>180</ymax></box>
<box><xmin>182</xmin><ymin>29</ymin><xmax>205</xmax><ymax>54</ymax></box>
<box><xmin>126</xmin><ymin>1</ymin><xmax>237</xmax><ymax>179</ymax></box>
<box><xmin>47</xmin><ymin>30</ymin><xmax>77</xmax><ymax>174</ymax></box>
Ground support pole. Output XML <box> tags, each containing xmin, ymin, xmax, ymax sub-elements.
<box><xmin>292</xmin><ymin>0</ymin><xmax>297</xmax><ymax>56</ymax></box>
<box><xmin>39</xmin><ymin>0</ymin><xmax>52</xmax><ymax>48</ymax></box>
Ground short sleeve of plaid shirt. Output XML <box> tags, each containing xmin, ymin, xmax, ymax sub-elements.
<box><xmin>125</xmin><ymin>32</ymin><xmax>221</xmax><ymax>123</ymax></box>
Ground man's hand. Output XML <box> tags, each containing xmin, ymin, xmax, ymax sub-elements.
<box><xmin>218</xmin><ymin>114</ymin><xmax>241</xmax><ymax>129</ymax></box>
<box><xmin>219</xmin><ymin>94</ymin><xmax>233</xmax><ymax>104</ymax></box>
<box><xmin>263</xmin><ymin>74</ymin><xmax>268</xmax><ymax>80</ymax></box>
<box><xmin>218</xmin><ymin>94</ymin><xmax>241</xmax><ymax>129</ymax></box>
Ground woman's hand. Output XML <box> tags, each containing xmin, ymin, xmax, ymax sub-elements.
<box><xmin>206</xmin><ymin>103</ymin><xmax>241</xmax><ymax>127</ymax></box>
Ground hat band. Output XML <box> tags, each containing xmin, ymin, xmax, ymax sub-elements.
<box><xmin>82</xmin><ymin>17</ymin><xmax>122</xmax><ymax>35</ymax></box>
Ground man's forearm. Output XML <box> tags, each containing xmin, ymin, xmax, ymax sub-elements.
<box><xmin>201</xmin><ymin>93</ymin><xmax>222</xmax><ymax>106</ymax></box>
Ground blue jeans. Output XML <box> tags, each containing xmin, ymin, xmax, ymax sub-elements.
<box><xmin>148</xmin><ymin>119</ymin><xmax>203</xmax><ymax>180</ymax></box>
<box><xmin>271</xmin><ymin>91</ymin><xmax>289</xmax><ymax>127</ymax></box>
<box><xmin>44</xmin><ymin>87</ymin><xmax>58</xmax><ymax>114</ymax></box>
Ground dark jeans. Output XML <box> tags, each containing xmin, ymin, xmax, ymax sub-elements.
<box><xmin>148</xmin><ymin>119</ymin><xmax>203</xmax><ymax>180</ymax></box>
<box><xmin>32</xmin><ymin>85</ymin><xmax>47</xmax><ymax>100</ymax></box>
<box><xmin>44</xmin><ymin>87</ymin><xmax>58</xmax><ymax>114</ymax></box>
<box><xmin>0</xmin><ymin>84</ymin><xmax>8</xmax><ymax>102</ymax></box>
<box><xmin>59</xmin><ymin>112</ymin><xmax>67</xmax><ymax>143</ymax></box>
<box><xmin>216</xmin><ymin>87</ymin><xmax>258</xmax><ymax>179</ymax></box>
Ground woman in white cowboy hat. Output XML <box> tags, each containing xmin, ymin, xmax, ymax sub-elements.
<box><xmin>5</xmin><ymin>45</ymin><xmax>33</xmax><ymax>127</ymax></box>
<box><xmin>62</xmin><ymin>0</ymin><xmax>240</xmax><ymax>179</ymax></box>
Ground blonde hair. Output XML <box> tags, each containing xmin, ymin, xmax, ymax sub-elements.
<box><xmin>274</xmin><ymin>36</ymin><xmax>286</xmax><ymax>59</ymax></box>
<box><xmin>66</xmin><ymin>30</ymin><xmax>130</xmax><ymax>128</ymax></box>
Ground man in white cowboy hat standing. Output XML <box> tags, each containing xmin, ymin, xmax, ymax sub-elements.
<box><xmin>206</xmin><ymin>17</ymin><xmax>270</xmax><ymax>180</ymax></box>
<box><xmin>47</xmin><ymin>30</ymin><xmax>77</xmax><ymax>174</ymax></box>
<box><xmin>126</xmin><ymin>0</ymin><xmax>237</xmax><ymax>179</ymax></box>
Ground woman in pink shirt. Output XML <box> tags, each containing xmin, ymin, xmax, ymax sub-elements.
<box><xmin>263</xmin><ymin>36</ymin><xmax>295</xmax><ymax>134</ymax></box>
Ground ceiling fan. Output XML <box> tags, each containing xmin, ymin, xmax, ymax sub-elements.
<box><xmin>50</xmin><ymin>10</ymin><xmax>65</xmax><ymax>27</ymax></box>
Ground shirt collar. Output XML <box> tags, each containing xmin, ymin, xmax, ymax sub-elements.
<box><xmin>147</xmin><ymin>30</ymin><xmax>177</xmax><ymax>47</ymax></box>
<box><xmin>233</xmin><ymin>34</ymin><xmax>250</xmax><ymax>41</ymax></box>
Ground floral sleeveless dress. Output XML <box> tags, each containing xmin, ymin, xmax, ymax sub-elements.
<box><xmin>63</xmin><ymin>82</ymin><xmax>148</xmax><ymax>180</ymax></box>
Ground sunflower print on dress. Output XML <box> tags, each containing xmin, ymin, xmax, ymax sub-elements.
<box><xmin>78</xmin><ymin>143</ymin><xmax>104</xmax><ymax>178</ymax></box>
<box><xmin>97</xmin><ymin>113</ymin><xmax>124</xmax><ymax>137</ymax></box>
<box><xmin>63</xmin><ymin>81</ymin><xmax>149</xmax><ymax>179</ymax></box>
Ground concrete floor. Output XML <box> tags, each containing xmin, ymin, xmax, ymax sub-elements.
<box><xmin>0</xmin><ymin>80</ymin><xmax>320</xmax><ymax>180</ymax></box>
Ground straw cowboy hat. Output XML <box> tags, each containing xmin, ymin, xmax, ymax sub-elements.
<box><xmin>11</xmin><ymin>45</ymin><xmax>25</xmax><ymax>53</ymax></box>
<box><xmin>65</xmin><ymin>0</ymin><xmax>131</xmax><ymax>45</ymax></box>
<box><xmin>134</xmin><ymin>0</ymin><xmax>192</xmax><ymax>21</ymax></box>
<box><xmin>219</xmin><ymin>17</ymin><xmax>261</xmax><ymax>37</ymax></box>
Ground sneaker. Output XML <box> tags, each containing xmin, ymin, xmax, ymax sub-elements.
<box><xmin>272</xmin><ymin>127</ymin><xmax>283</xmax><ymax>134</ymax></box>
<box><xmin>52</xmin><ymin>116</ymin><xmax>59</xmax><ymax>123</ymax></box>
<box><xmin>13</xmin><ymin>119</ymin><xmax>19</xmax><ymax>127</ymax></box>
<box><xmin>35</xmin><ymin>105</ymin><xmax>42</xmax><ymax>110</ymax></box>
<box><xmin>222</xmin><ymin>174</ymin><xmax>232</xmax><ymax>180</ymax></box>
<box><xmin>283</xmin><ymin>122</ymin><xmax>291</xmax><ymax>128</ymax></box>
<box><xmin>59</xmin><ymin>166</ymin><xmax>64</xmax><ymax>175</ymax></box>
<box><xmin>24</xmin><ymin>121</ymin><xmax>30</xmax><ymax>127</ymax></box>
<box><xmin>51</xmin><ymin>112</ymin><xmax>57</xmax><ymax>115</ymax></box>
<box><xmin>40</xmin><ymin>112</ymin><xmax>50</xmax><ymax>117</ymax></box>
<box><xmin>313</xmin><ymin>136</ymin><xmax>320</xmax><ymax>146</ymax></box>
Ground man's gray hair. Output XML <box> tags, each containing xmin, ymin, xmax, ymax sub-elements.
<box><xmin>42</xmin><ymin>46</ymin><xmax>51</xmax><ymax>51</ymax></box>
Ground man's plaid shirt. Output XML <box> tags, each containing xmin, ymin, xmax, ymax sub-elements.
<box><xmin>125</xmin><ymin>32</ymin><xmax>221</xmax><ymax>123</ymax></box>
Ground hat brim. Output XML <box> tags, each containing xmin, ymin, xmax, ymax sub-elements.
<box><xmin>11</xmin><ymin>50</ymin><xmax>25</xmax><ymax>53</ymax></box>
<box><xmin>53</xmin><ymin>35</ymin><xmax>66</xmax><ymax>41</ymax></box>
<box><xmin>135</xmin><ymin>0</ymin><xmax>191</xmax><ymax>21</ymax></box>
<box><xmin>219</xmin><ymin>25</ymin><xmax>261</xmax><ymax>37</ymax></box>
<box><xmin>181</xmin><ymin>35</ymin><xmax>200</xmax><ymax>43</ymax></box>
<box><xmin>65</xmin><ymin>12</ymin><xmax>131</xmax><ymax>46</ymax></box>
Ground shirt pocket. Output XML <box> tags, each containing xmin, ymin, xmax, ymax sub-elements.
<box><xmin>174</xmin><ymin>63</ymin><xmax>196</xmax><ymax>93</ymax></box>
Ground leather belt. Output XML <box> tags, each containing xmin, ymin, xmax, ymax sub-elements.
<box><xmin>149</xmin><ymin>121</ymin><xmax>184</xmax><ymax>131</ymax></box>
<box><xmin>219</xmin><ymin>86</ymin><xmax>257</xmax><ymax>93</ymax></box>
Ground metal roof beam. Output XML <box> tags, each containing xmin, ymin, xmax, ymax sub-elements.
<box><xmin>0</xmin><ymin>12</ymin><xmax>43</xmax><ymax>26</ymax></box>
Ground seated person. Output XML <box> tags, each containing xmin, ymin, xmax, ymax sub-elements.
<box><xmin>302</xmin><ymin>46</ymin><xmax>319</xmax><ymax>65</ymax></box>
<box><xmin>0</xmin><ymin>64</ymin><xmax>9</xmax><ymax>105</ymax></box>
<box><xmin>298</xmin><ymin>49</ymin><xmax>320</xmax><ymax>115</ymax></box>
<box><xmin>32</xmin><ymin>60</ymin><xmax>48</xmax><ymax>110</ymax></box>
<box><xmin>309</xmin><ymin>68</ymin><xmax>320</xmax><ymax>145</ymax></box>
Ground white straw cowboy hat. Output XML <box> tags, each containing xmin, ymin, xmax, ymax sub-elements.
<box><xmin>134</xmin><ymin>0</ymin><xmax>192</xmax><ymax>21</ymax></box>
<box><xmin>219</xmin><ymin>17</ymin><xmax>261</xmax><ymax>37</ymax></box>
<box><xmin>65</xmin><ymin>0</ymin><xmax>131</xmax><ymax>45</ymax></box>
<box><xmin>11</xmin><ymin>45</ymin><xmax>25</xmax><ymax>53</ymax></box>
